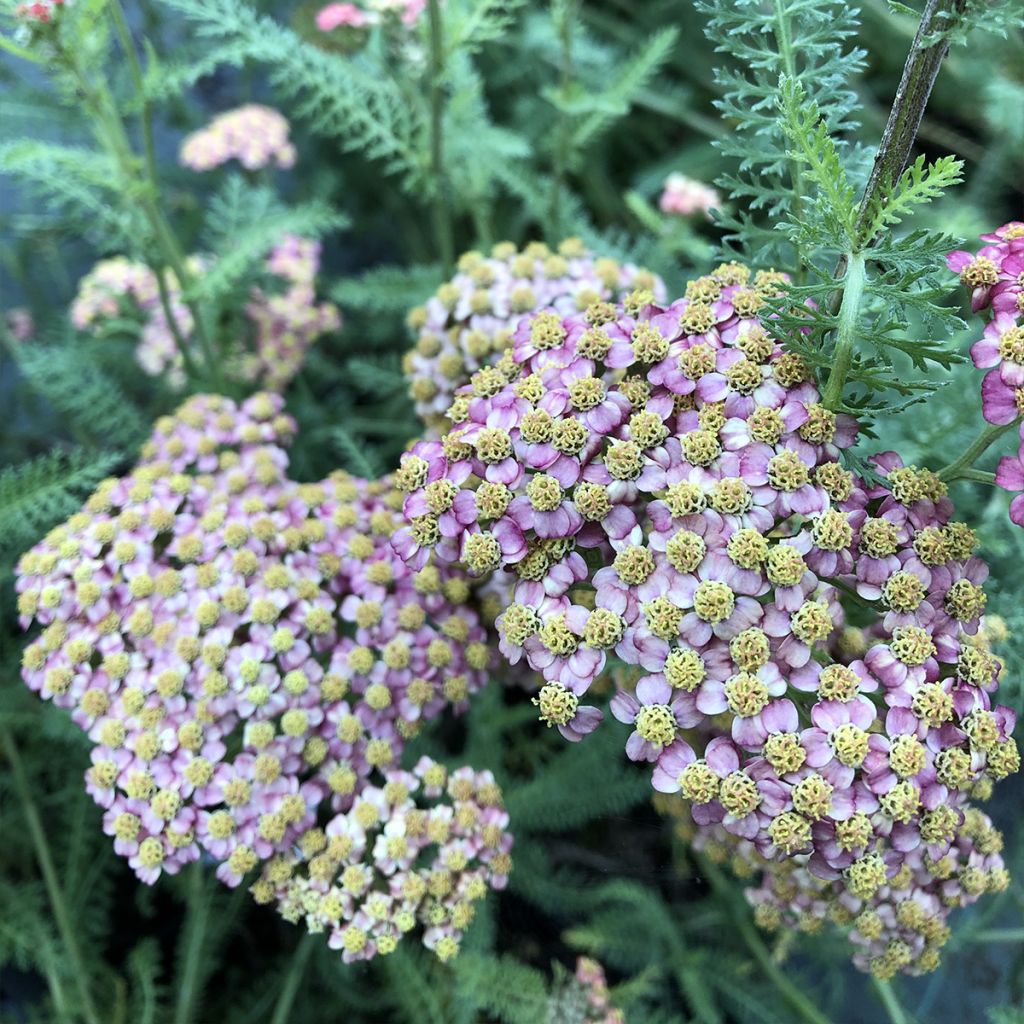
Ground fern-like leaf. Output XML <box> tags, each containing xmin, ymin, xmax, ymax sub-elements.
<box><xmin>0</xmin><ymin>448</ymin><xmax>122</xmax><ymax>561</ymax></box>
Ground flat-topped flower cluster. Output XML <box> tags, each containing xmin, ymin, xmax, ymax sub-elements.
<box><xmin>71</xmin><ymin>235</ymin><xmax>340</xmax><ymax>390</ymax></box>
<box><xmin>15</xmin><ymin>392</ymin><xmax>509</xmax><ymax>962</ymax></box>
<box><xmin>394</xmin><ymin>259</ymin><xmax>1019</xmax><ymax>974</ymax></box>
<box><xmin>402</xmin><ymin>239</ymin><xmax>665</xmax><ymax>435</ymax></box>
<box><xmin>179</xmin><ymin>105</ymin><xmax>297</xmax><ymax>172</ymax></box>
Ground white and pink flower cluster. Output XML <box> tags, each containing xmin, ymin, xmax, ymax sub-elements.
<box><xmin>394</xmin><ymin>258</ymin><xmax>1019</xmax><ymax>974</ymax></box>
<box><xmin>180</xmin><ymin>105</ymin><xmax>296</xmax><ymax>172</ymax></box>
<box><xmin>658</xmin><ymin>173</ymin><xmax>721</xmax><ymax>220</ymax></box>
<box><xmin>71</xmin><ymin>236</ymin><xmax>340</xmax><ymax>390</ymax></box>
<box><xmin>403</xmin><ymin>239</ymin><xmax>665</xmax><ymax>435</ymax></box>
<box><xmin>15</xmin><ymin>392</ymin><xmax>509</xmax><ymax>962</ymax></box>
<box><xmin>948</xmin><ymin>222</ymin><xmax>1024</xmax><ymax>525</ymax></box>
<box><xmin>254</xmin><ymin>757</ymin><xmax>511</xmax><ymax>963</ymax></box>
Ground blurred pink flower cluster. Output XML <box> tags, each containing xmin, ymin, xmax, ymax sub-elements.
<box><xmin>659</xmin><ymin>173</ymin><xmax>720</xmax><ymax>220</ymax></box>
<box><xmin>316</xmin><ymin>0</ymin><xmax>427</xmax><ymax>32</ymax></box>
<box><xmin>180</xmin><ymin>105</ymin><xmax>296</xmax><ymax>172</ymax></box>
<box><xmin>71</xmin><ymin>236</ymin><xmax>340</xmax><ymax>390</ymax></box>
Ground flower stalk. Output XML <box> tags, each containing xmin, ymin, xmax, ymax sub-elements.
<box><xmin>1</xmin><ymin>728</ymin><xmax>101</xmax><ymax>1024</ymax></box>
<box><xmin>938</xmin><ymin>420</ymin><xmax>1018</xmax><ymax>481</ymax></box>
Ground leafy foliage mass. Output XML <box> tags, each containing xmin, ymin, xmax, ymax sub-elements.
<box><xmin>1</xmin><ymin>1</ymin><xmax>1023</xmax><ymax>1023</ymax></box>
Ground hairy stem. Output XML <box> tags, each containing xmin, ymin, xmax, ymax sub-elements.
<box><xmin>822</xmin><ymin>252</ymin><xmax>866</xmax><ymax>409</ymax></box>
<box><xmin>173</xmin><ymin>864</ymin><xmax>212</xmax><ymax>1024</ymax></box>
<box><xmin>937</xmin><ymin>420</ymin><xmax>1018</xmax><ymax>481</ymax></box>
<box><xmin>1</xmin><ymin>728</ymin><xmax>101</xmax><ymax>1024</ymax></box>
<box><xmin>427</xmin><ymin>0</ymin><xmax>454</xmax><ymax>278</ymax></box>
<box><xmin>699</xmin><ymin>855</ymin><xmax>832</xmax><ymax>1024</ymax></box>
<box><xmin>270</xmin><ymin>934</ymin><xmax>317</xmax><ymax>1024</ymax></box>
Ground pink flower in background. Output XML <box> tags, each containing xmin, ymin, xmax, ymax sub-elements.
<box><xmin>316</xmin><ymin>2</ymin><xmax>368</xmax><ymax>29</ymax></box>
<box><xmin>659</xmin><ymin>173</ymin><xmax>721</xmax><ymax>219</ymax></box>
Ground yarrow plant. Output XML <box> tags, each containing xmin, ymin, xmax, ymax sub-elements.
<box><xmin>394</xmin><ymin>258</ymin><xmax>1020</xmax><ymax>975</ymax></box>
<box><xmin>402</xmin><ymin>239</ymin><xmax>665</xmax><ymax>435</ymax></box>
<box><xmin>71</xmin><ymin>235</ymin><xmax>340</xmax><ymax>389</ymax></box>
<box><xmin>3</xmin><ymin>0</ymin><xmax>1024</xmax><ymax>1017</ymax></box>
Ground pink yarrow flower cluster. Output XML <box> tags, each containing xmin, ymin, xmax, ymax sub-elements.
<box><xmin>71</xmin><ymin>237</ymin><xmax>339</xmax><ymax>390</ymax></box>
<box><xmin>16</xmin><ymin>393</ymin><xmax>507</xmax><ymax>960</ymax></box>
<box><xmin>659</xmin><ymin>173</ymin><xmax>721</xmax><ymax>219</ymax></box>
<box><xmin>949</xmin><ymin>223</ymin><xmax>1024</xmax><ymax>524</ymax></box>
<box><xmin>403</xmin><ymin>239</ymin><xmax>665</xmax><ymax>436</ymax></box>
<box><xmin>395</xmin><ymin>257</ymin><xmax>1019</xmax><ymax>975</ymax></box>
<box><xmin>180</xmin><ymin>105</ymin><xmax>296</xmax><ymax>172</ymax></box>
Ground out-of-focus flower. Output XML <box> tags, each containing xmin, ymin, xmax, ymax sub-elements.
<box><xmin>5</xmin><ymin>307</ymin><xmax>35</xmax><ymax>342</ymax></box>
<box><xmin>180</xmin><ymin>105</ymin><xmax>297</xmax><ymax>172</ymax></box>
<box><xmin>71</xmin><ymin>237</ymin><xmax>339</xmax><ymax>391</ymax></box>
<box><xmin>659</xmin><ymin>173</ymin><xmax>721</xmax><ymax>219</ymax></box>
<box><xmin>316</xmin><ymin>2</ymin><xmax>369</xmax><ymax>29</ymax></box>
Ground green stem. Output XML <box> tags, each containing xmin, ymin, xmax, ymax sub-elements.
<box><xmin>59</xmin><ymin>31</ymin><xmax>219</xmax><ymax>388</ymax></box>
<box><xmin>822</xmin><ymin>252</ymin><xmax>866</xmax><ymax>409</ymax></box>
<box><xmin>698</xmin><ymin>855</ymin><xmax>833</xmax><ymax>1024</ymax></box>
<box><xmin>871</xmin><ymin>978</ymin><xmax>910</xmax><ymax>1024</ymax></box>
<box><xmin>270</xmin><ymin>934</ymin><xmax>317</xmax><ymax>1024</ymax></box>
<box><xmin>1</xmin><ymin>729</ymin><xmax>101</xmax><ymax>1024</ymax></box>
<box><xmin>427</xmin><ymin>0</ymin><xmax>454</xmax><ymax>278</ymax></box>
<box><xmin>937</xmin><ymin>420</ymin><xmax>1018</xmax><ymax>481</ymax></box>
<box><xmin>173</xmin><ymin>864</ymin><xmax>212</xmax><ymax>1024</ymax></box>
<box><xmin>771</xmin><ymin>0</ymin><xmax>805</xmax><ymax>280</ymax></box>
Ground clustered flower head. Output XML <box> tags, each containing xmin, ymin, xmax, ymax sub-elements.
<box><xmin>16</xmin><ymin>392</ymin><xmax>508</xmax><ymax>960</ymax></box>
<box><xmin>948</xmin><ymin>223</ymin><xmax>1024</xmax><ymax>525</ymax></box>
<box><xmin>402</xmin><ymin>239</ymin><xmax>665</xmax><ymax>435</ymax></box>
<box><xmin>71</xmin><ymin>236</ymin><xmax>339</xmax><ymax>391</ymax></box>
<box><xmin>572</xmin><ymin>958</ymin><xmax>626</xmax><ymax>1024</ymax></box>
<box><xmin>180</xmin><ymin>105</ymin><xmax>297</xmax><ymax>172</ymax></box>
<box><xmin>395</xmin><ymin>257</ymin><xmax>1019</xmax><ymax>975</ymax></box>
<box><xmin>693</xmin><ymin>796</ymin><xmax>1008</xmax><ymax>980</ymax></box>
<box><xmin>252</xmin><ymin>757</ymin><xmax>511</xmax><ymax>963</ymax></box>
<box><xmin>659</xmin><ymin>173</ymin><xmax>721</xmax><ymax>220</ymax></box>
